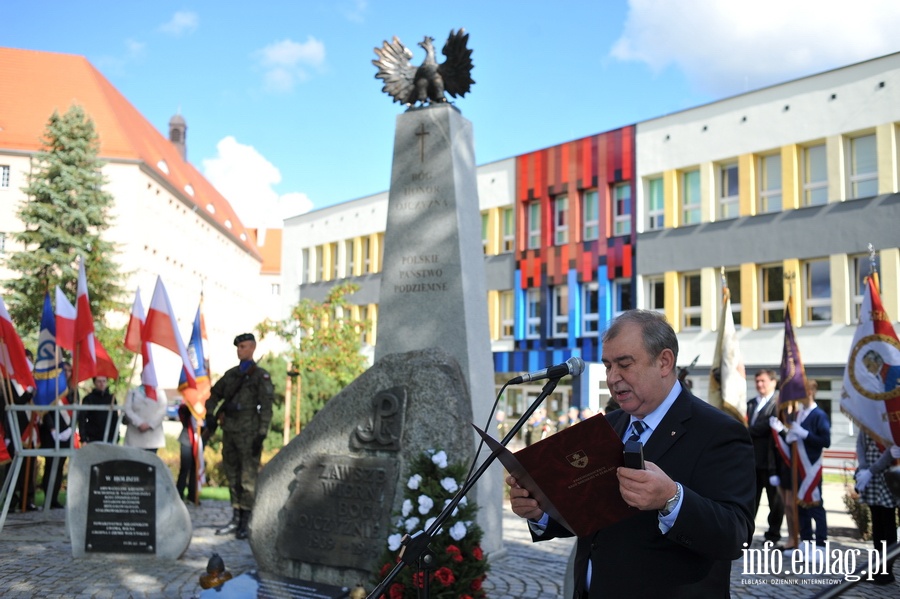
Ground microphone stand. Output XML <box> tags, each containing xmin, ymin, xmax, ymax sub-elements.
<box><xmin>367</xmin><ymin>376</ymin><xmax>561</xmax><ymax>599</ymax></box>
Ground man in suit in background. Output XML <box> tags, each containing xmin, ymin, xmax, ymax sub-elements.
<box><xmin>747</xmin><ymin>369</ymin><xmax>785</xmax><ymax>545</ymax></box>
<box><xmin>507</xmin><ymin>310</ymin><xmax>755</xmax><ymax>597</ymax></box>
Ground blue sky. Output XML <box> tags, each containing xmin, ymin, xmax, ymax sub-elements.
<box><xmin>5</xmin><ymin>1</ymin><xmax>900</xmax><ymax>229</ymax></box>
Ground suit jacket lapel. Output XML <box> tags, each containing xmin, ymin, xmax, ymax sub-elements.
<box><xmin>643</xmin><ymin>389</ymin><xmax>691</xmax><ymax>462</ymax></box>
<box><xmin>607</xmin><ymin>409</ymin><xmax>630</xmax><ymax>440</ymax></box>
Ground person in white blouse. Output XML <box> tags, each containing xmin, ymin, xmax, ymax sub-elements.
<box><xmin>123</xmin><ymin>385</ymin><xmax>168</xmax><ymax>453</ymax></box>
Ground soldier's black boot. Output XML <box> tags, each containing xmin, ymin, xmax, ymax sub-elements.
<box><xmin>215</xmin><ymin>508</ymin><xmax>240</xmax><ymax>536</ymax></box>
<box><xmin>235</xmin><ymin>509</ymin><xmax>251</xmax><ymax>540</ymax></box>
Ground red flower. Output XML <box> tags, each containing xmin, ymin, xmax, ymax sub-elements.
<box><xmin>472</xmin><ymin>546</ymin><xmax>484</xmax><ymax>561</ymax></box>
<box><xmin>446</xmin><ymin>544</ymin><xmax>464</xmax><ymax>562</ymax></box>
<box><xmin>388</xmin><ymin>583</ymin><xmax>405</xmax><ymax>599</ymax></box>
<box><xmin>459</xmin><ymin>595</ymin><xmax>474</xmax><ymax>599</ymax></box>
<box><xmin>379</xmin><ymin>562</ymin><xmax>392</xmax><ymax>577</ymax></box>
<box><xmin>471</xmin><ymin>576</ymin><xmax>484</xmax><ymax>591</ymax></box>
<box><xmin>412</xmin><ymin>572</ymin><xmax>426</xmax><ymax>589</ymax></box>
<box><xmin>434</xmin><ymin>567</ymin><xmax>456</xmax><ymax>587</ymax></box>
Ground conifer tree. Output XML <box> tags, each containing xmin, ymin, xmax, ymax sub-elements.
<box><xmin>5</xmin><ymin>104</ymin><xmax>126</xmax><ymax>339</ymax></box>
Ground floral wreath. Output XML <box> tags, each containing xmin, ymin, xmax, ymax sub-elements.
<box><xmin>372</xmin><ymin>449</ymin><xmax>489</xmax><ymax>599</ymax></box>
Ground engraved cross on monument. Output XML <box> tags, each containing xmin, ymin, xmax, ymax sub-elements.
<box><xmin>374</xmin><ymin>103</ymin><xmax>501</xmax><ymax>553</ymax></box>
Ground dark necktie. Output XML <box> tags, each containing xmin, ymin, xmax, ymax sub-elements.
<box><xmin>629</xmin><ymin>420</ymin><xmax>645</xmax><ymax>443</ymax></box>
<box><xmin>747</xmin><ymin>398</ymin><xmax>759</xmax><ymax>425</ymax></box>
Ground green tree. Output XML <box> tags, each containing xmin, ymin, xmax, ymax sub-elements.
<box><xmin>4</xmin><ymin>104</ymin><xmax>127</xmax><ymax>366</ymax></box>
<box><xmin>257</xmin><ymin>281</ymin><xmax>368</xmax><ymax>425</ymax></box>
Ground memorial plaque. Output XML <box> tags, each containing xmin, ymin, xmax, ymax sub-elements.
<box><xmin>85</xmin><ymin>460</ymin><xmax>156</xmax><ymax>553</ymax></box>
<box><xmin>276</xmin><ymin>455</ymin><xmax>397</xmax><ymax>570</ymax></box>
<box><xmin>199</xmin><ymin>570</ymin><xmax>350</xmax><ymax>599</ymax></box>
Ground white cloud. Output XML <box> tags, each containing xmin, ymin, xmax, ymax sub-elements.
<box><xmin>255</xmin><ymin>37</ymin><xmax>326</xmax><ymax>92</ymax></box>
<box><xmin>202</xmin><ymin>136</ymin><xmax>314</xmax><ymax>229</ymax></box>
<box><xmin>159</xmin><ymin>11</ymin><xmax>199</xmax><ymax>36</ymax></box>
<box><xmin>339</xmin><ymin>0</ymin><xmax>369</xmax><ymax>23</ymax></box>
<box><xmin>610</xmin><ymin>0</ymin><xmax>900</xmax><ymax>95</ymax></box>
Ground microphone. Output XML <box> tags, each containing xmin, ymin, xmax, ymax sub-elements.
<box><xmin>508</xmin><ymin>357</ymin><xmax>585</xmax><ymax>385</ymax></box>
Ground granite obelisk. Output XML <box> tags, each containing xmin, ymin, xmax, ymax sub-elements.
<box><xmin>374</xmin><ymin>103</ymin><xmax>501</xmax><ymax>553</ymax></box>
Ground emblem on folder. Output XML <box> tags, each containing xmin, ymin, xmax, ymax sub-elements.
<box><xmin>567</xmin><ymin>450</ymin><xmax>588</xmax><ymax>469</ymax></box>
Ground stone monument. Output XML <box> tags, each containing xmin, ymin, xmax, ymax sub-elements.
<box><xmin>249</xmin><ymin>30</ymin><xmax>500</xmax><ymax>590</ymax></box>
<box><xmin>373</xmin><ymin>103</ymin><xmax>501</xmax><ymax>554</ymax></box>
<box><xmin>68</xmin><ymin>443</ymin><xmax>191</xmax><ymax>559</ymax></box>
<box><xmin>252</xmin><ymin>348</ymin><xmax>476</xmax><ymax>586</ymax></box>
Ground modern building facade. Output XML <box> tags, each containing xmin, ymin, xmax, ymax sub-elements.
<box><xmin>282</xmin><ymin>53</ymin><xmax>900</xmax><ymax>452</ymax></box>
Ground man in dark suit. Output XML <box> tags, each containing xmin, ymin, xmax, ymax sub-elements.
<box><xmin>746</xmin><ymin>369</ymin><xmax>785</xmax><ymax>545</ymax></box>
<box><xmin>507</xmin><ymin>310</ymin><xmax>755</xmax><ymax>597</ymax></box>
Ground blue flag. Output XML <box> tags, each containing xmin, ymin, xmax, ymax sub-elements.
<box><xmin>34</xmin><ymin>292</ymin><xmax>68</xmax><ymax>406</ymax></box>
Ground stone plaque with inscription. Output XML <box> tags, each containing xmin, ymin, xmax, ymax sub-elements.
<box><xmin>85</xmin><ymin>459</ymin><xmax>156</xmax><ymax>553</ymax></box>
<box><xmin>276</xmin><ymin>455</ymin><xmax>397</xmax><ymax>571</ymax></box>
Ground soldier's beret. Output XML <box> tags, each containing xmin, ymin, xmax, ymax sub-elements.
<box><xmin>234</xmin><ymin>333</ymin><xmax>256</xmax><ymax>346</ymax></box>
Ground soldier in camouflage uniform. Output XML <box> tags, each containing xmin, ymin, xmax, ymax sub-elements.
<box><xmin>204</xmin><ymin>333</ymin><xmax>274</xmax><ymax>540</ymax></box>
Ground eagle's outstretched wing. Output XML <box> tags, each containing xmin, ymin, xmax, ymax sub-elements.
<box><xmin>372</xmin><ymin>36</ymin><xmax>417</xmax><ymax>105</ymax></box>
<box><xmin>438</xmin><ymin>29</ymin><xmax>474</xmax><ymax>98</ymax></box>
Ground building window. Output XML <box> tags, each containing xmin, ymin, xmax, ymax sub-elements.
<box><xmin>330</xmin><ymin>242</ymin><xmax>339</xmax><ymax>280</ymax></box>
<box><xmin>645</xmin><ymin>276</ymin><xmax>665</xmax><ymax>313</ymax></box>
<box><xmin>551</xmin><ymin>285</ymin><xmax>569</xmax><ymax>338</ymax></box>
<box><xmin>804</xmin><ymin>259</ymin><xmax>831</xmax><ymax>324</ymax></box>
<box><xmin>612</xmin><ymin>183</ymin><xmax>631</xmax><ymax>236</ymax></box>
<box><xmin>760</xmin><ymin>264</ymin><xmax>785</xmax><ymax>326</ymax></box>
<box><xmin>682</xmin><ymin>273</ymin><xmax>702</xmax><ymax>329</ymax></box>
<box><xmin>681</xmin><ymin>169</ymin><xmax>701</xmax><ymax>225</ymax></box>
<box><xmin>758</xmin><ymin>153</ymin><xmax>782</xmax><ymax>213</ymax></box>
<box><xmin>482</xmin><ymin>212</ymin><xmax>489</xmax><ymax>254</ymax></box>
<box><xmin>582</xmin><ymin>282</ymin><xmax>599</xmax><ymax>337</ymax></box>
<box><xmin>525</xmin><ymin>288</ymin><xmax>541</xmax><ymax>339</ymax></box>
<box><xmin>527</xmin><ymin>201</ymin><xmax>541</xmax><ymax>249</ymax></box>
<box><xmin>583</xmin><ymin>190</ymin><xmax>599</xmax><ymax>241</ymax></box>
<box><xmin>802</xmin><ymin>144</ymin><xmax>827</xmax><ymax>206</ymax></box>
<box><xmin>850</xmin><ymin>134</ymin><xmax>877</xmax><ymax>199</ymax></box>
<box><xmin>362</xmin><ymin>238</ymin><xmax>371</xmax><ymax>274</ymax></box>
<box><xmin>719</xmin><ymin>268</ymin><xmax>742</xmax><ymax>327</ymax></box>
<box><xmin>553</xmin><ymin>195</ymin><xmax>568</xmax><ymax>245</ymax></box>
<box><xmin>345</xmin><ymin>239</ymin><xmax>355</xmax><ymax>277</ymax></box>
<box><xmin>499</xmin><ymin>290</ymin><xmax>514</xmax><ymax>339</ymax></box>
<box><xmin>300</xmin><ymin>248</ymin><xmax>309</xmax><ymax>284</ymax></box>
<box><xmin>315</xmin><ymin>246</ymin><xmax>324</xmax><ymax>282</ymax></box>
<box><xmin>647</xmin><ymin>177</ymin><xmax>664</xmax><ymax>230</ymax></box>
<box><xmin>271</xmin><ymin>283</ymin><xmax>281</xmax><ymax>296</ymax></box>
<box><xmin>612</xmin><ymin>278</ymin><xmax>632</xmax><ymax>317</ymax></box>
<box><xmin>0</xmin><ymin>165</ymin><xmax>9</xmax><ymax>189</ymax></box>
<box><xmin>718</xmin><ymin>162</ymin><xmax>739</xmax><ymax>219</ymax></box>
<box><xmin>501</xmin><ymin>207</ymin><xmax>515</xmax><ymax>252</ymax></box>
<box><xmin>851</xmin><ymin>253</ymin><xmax>880</xmax><ymax>319</ymax></box>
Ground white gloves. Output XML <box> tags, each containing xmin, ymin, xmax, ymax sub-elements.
<box><xmin>769</xmin><ymin>475</ymin><xmax>780</xmax><ymax>487</ymax></box>
<box><xmin>855</xmin><ymin>469</ymin><xmax>873</xmax><ymax>492</ymax></box>
<box><xmin>891</xmin><ymin>445</ymin><xmax>900</xmax><ymax>459</ymax></box>
<box><xmin>49</xmin><ymin>428</ymin><xmax>73</xmax><ymax>443</ymax></box>
<box><xmin>789</xmin><ymin>422</ymin><xmax>809</xmax><ymax>439</ymax></box>
<box><xmin>769</xmin><ymin>416</ymin><xmax>785</xmax><ymax>433</ymax></box>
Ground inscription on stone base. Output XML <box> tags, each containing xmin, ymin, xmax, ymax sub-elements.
<box><xmin>86</xmin><ymin>460</ymin><xmax>156</xmax><ymax>553</ymax></box>
<box><xmin>276</xmin><ymin>455</ymin><xmax>398</xmax><ymax>570</ymax></box>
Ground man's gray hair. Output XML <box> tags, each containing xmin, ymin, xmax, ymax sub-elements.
<box><xmin>602</xmin><ymin>310</ymin><xmax>679</xmax><ymax>363</ymax></box>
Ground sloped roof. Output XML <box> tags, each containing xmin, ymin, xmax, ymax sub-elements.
<box><xmin>0</xmin><ymin>47</ymin><xmax>261</xmax><ymax>261</ymax></box>
<box><xmin>249</xmin><ymin>228</ymin><xmax>283</xmax><ymax>275</ymax></box>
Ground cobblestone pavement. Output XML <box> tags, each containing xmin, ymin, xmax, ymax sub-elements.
<box><xmin>0</xmin><ymin>481</ymin><xmax>898</xmax><ymax>598</ymax></box>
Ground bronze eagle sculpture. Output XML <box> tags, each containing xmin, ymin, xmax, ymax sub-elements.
<box><xmin>372</xmin><ymin>29</ymin><xmax>474</xmax><ymax>107</ymax></box>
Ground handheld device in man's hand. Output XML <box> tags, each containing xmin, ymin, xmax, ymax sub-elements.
<box><xmin>623</xmin><ymin>439</ymin><xmax>645</xmax><ymax>469</ymax></box>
